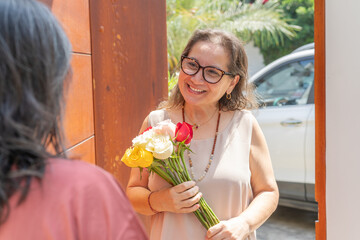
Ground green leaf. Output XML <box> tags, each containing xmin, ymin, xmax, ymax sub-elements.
<box><xmin>166</xmin><ymin>0</ymin><xmax>302</xmax><ymax>75</ymax></box>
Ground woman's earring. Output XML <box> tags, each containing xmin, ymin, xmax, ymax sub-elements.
<box><xmin>226</xmin><ymin>92</ymin><xmax>232</xmax><ymax>100</ymax></box>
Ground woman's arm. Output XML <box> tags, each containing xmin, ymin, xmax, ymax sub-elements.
<box><xmin>206</xmin><ymin>115</ymin><xmax>279</xmax><ymax>240</ymax></box>
<box><xmin>126</xmin><ymin>116</ymin><xmax>202</xmax><ymax>216</ymax></box>
<box><xmin>126</xmin><ymin>116</ymin><xmax>157</xmax><ymax>215</ymax></box>
<box><xmin>239</xmin><ymin>115</ymin><xmax>279</xmax><ymax>231</ymax></box>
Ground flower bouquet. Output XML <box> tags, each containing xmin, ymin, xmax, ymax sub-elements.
<box><xmin>121</xmin><ymin>119</ymin><xmax>220</xmax><ymax>229</ymax></box>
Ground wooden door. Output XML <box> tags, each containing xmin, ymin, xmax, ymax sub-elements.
<box><xmin>314</xmin><ymin>0</ymin><xmax>326</xmax><ymax>239</ymax></box>
<box><xmin>39</xmin><ymin>0</ymin><xmax>95</xmax><ymax>164</ymax></box>
<box><xmin>39</xmin><ymin>0</ymin><xmax>168</xmax><ymax>191</ymax></box>
<box><xmin>89</xmin><ymin>0</ymin><xmax>168</xmax><ymax>189</ymax></box>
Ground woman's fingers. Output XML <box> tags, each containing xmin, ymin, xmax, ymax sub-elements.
<box><xmin>178</xmin><ymin>202</ymin><xmax>200</xmax><ymax>213</ymax></box>
<box><xmin>178</xmin><ymin>191</ymin><xmax>202</xmax><ymax>213</ymax></box>
<box><xmin>206</xmin><ymin>222</ymin><xmax>224</xmax><ymax>239</ymax></box>
<box><xmin>164</xmin><ymin>181</ymin><xmax>203</xmax><ymax>213</ymax></box>
<box><xmin>172</xmin><ymin>181</ymin><xmax>200</xmax><ymax>201</ymax></box>
<box><xmin>181</xmin><ymin>185</ymin><xmax>199</xmax><ymax>199</ymax></box>
<box><xmin>181</xmin><ymin>191</ymin><xmax>202</xmax><ymax>208</ymax></box>
<box><xmin>206</xmin><ymin>219</ymin><xmax>249</xmax><ymax>240</ymax></box>
<box><xmin>170</xmin><ymin>181</ymin><xmax>200</xmax><ymax>202</ymax></box>
<box><xmin>173</xmin><ymin>181</ymin><xmax>196</xmax><ymax>193</ymax></box>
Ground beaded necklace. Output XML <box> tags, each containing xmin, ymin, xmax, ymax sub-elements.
<box><xmin>182</xmin><ymin>106</ymin><xmax>221</xmax><ymax>182</ymax></box>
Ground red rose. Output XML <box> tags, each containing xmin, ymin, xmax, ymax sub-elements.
<box><xmin>175</xmin><ymin>122</ymin><xmax>193</xmax><ymax>144</ymax></box>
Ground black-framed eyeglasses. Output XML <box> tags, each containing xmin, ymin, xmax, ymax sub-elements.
<box><xmin>181</xmin><ymin>55</ymin><xmax>234</xmax><ymax>84</ymax></box>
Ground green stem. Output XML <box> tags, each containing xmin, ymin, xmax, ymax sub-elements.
<box><xmin>174</xmin><ymin>156</ymin><xmax>187</xmax><ymax>182</ymax></box>
<box><xmin>165</xmin><ymin>159</ymin><xmax>180</xmax><ymax>185</ymax></box>
<box><xmin>193</xmin><ymin>209</ymin><xmax>210</xmax><ymax>229</ymax></box>
<box><xmin>169</xmin><ymin>157</ymin><xmax>181</xmax><ymax>182</ymax></box>
<box><xmin>199</xmin><ymin>198</ymin><xmax>220</xmax><ymax>226</ymax></box>
<box><xmin>151</xmin><ymin>167</ymin><xmax>175</xmax><ymax>185</ymax></box>
<box><xmin>179</xmin><ymin>143</ymin><xmax>191</xmax><ymax>180</ymax></box>
<box><xmin>149</xmin><ymin>143</ymin><xmax>220</xmax><ymax>230</ymax></box>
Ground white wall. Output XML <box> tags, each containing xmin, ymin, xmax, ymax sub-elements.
<box><xmin>326</xmin><ymin>0</ymin><xmax>360</xmax><ymax>239</ymax></box>
<box><xmin>244</xmin><ymin>41</ymin><xmax>265</xmax><ymax>77</ymax></box>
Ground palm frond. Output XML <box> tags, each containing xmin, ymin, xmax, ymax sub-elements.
<box><xmin>166</xmin><ymin>0</ymin><xmax>301</xmax><ymax>73</ymax></box>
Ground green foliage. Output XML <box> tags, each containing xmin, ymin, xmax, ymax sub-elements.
<box><xmin>166</xmin><ymin>0</ymin><xmax>301</xmax><ymax>74</ymax></box>
<box><xmin>168</xmin><ymin>72</ymin><xmax>178</xmax><ymax>93</ymax></box>
<box><xmin>258</xmin><ymin>0</ymin><xmax>314</xmax><ymax>64</ymax></box>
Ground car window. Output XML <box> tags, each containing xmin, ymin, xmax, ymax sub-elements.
<box><xmin>255</xmin><ymin>59</ymin><xmax>314</xmax><ymax>107</ymax></box>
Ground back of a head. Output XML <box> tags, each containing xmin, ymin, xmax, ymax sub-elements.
<box><xmin>0</xmin><ymin>0</ymin><xmax>72</xmax><ymax>223</ymax></box>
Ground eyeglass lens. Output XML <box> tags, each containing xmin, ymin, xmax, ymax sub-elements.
<box><xmin>182</xmin><ymin>57</ymin><xmax>223</xmax><ymax>83</ymax></box>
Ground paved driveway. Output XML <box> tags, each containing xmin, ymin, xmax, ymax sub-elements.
<box><xmin>257</xmin><ymin>206</ymin><xmax>317</xmax><ymax>240</ymax></box>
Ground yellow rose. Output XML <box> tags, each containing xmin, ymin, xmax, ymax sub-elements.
<box><xmin>121</xmin><ymin>146</ymin><xmax>153</xmax><ymax>168</ymax></box>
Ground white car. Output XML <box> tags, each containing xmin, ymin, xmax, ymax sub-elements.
<box><xmin>250</xmin><ymin>47</ymin><xmax>317</xmax><ymax>211</ymax></box>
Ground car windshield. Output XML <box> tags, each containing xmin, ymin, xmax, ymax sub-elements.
<box><xmin>255</xmin><ymin>59</ymin><xmax>314</xmax><ymax>107</ymax></box>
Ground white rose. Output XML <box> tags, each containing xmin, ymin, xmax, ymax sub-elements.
<box><xmin>145</xmin><ymin>134</ymin><xmax>173</xmax><ymax>159</ymax></box>
<box><xmin>132</xmin><ymin>129</ymin><xmax>154</xmax><ymax>148</ymax></box>
<box><xmin>153</xmin><ymin>119</ymin><xmax>176</xmax><ymax>139</ymax></box>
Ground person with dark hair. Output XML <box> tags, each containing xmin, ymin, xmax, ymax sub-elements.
<box><xmin>126</xmin><ymin>29</ymin><xmax>279</xmax><ymax>239</ymax></box>
<box><xmin>0</xmin><ymin>0</ymin><xmax>147</xmax><ymax>239</ymax></box>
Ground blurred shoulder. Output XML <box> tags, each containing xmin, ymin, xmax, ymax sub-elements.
<box><xmin>148</xmin><ymin>109</ymin><xmax>167</xmax><ymax>119</ymax></box>
<box><xmin>236</xmin><ymin>109</ymin><xmax>255</xmax><ymax>123</ymax></box>
<box><xmin>148</xmin><ymin>108</ymin><xmax>170</xmax><ymax>126</ymax></box>
<box><xmin>239</xmin><ymin>109</ymin><xmax>253</xmax><ymax>116</ymax></box>
<box><xmin>45</xmin><ymin>158</ymin><xmax>119</xmax><ymax>188</ymax></box>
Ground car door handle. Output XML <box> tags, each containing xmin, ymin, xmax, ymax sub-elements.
<box><xmin>280</xmin><ymin>119</ymin><xmax>303</xmax><ymax>126</ymax></box>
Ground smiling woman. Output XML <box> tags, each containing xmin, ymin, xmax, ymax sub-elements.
<box><xmin>178</xmin><ymin>40</ymin><xmax>238</xmax><ymax>108</ymax></box>
<box><xmin>163</xmin><ymin>29</ymin><xmax>257</xmax><ymax>112</ymax></box>
<box><xmin>126</xmin><ymin>29</ymin><xmax>279</xmax><ymax>240</ymax></box>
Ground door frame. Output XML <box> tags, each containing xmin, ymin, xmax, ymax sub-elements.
<box><xmin>314</xmin><ymin>0</ymin><xmax>326</xmax><ymax>239</ymax></box>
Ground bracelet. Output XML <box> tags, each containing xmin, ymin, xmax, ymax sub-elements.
<box><xmin>148</xmin><ymin>191</ymin><xmax>160</xmax><ymax>214</ymax></box>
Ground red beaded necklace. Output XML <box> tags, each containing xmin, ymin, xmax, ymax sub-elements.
<box><xmin>182</xmin><ymin>106</ymin><xmax>221</xmax><ymax>182</ymax></box>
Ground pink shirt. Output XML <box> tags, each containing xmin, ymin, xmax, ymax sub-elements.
<box><xmin>0</xmin><ymin>158</ymin><xmax>148</xmax><ymax>240</ymax></box>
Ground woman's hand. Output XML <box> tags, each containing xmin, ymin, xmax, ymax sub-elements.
<box><xmin>151</xmin><ymin>181</ymin><xmax>202</xmax><ymax>213</ymax></box>
<box><xmin>205</xmin><ymin>217</ymin><xmax>250</xmax><ymax>240</ymax></box>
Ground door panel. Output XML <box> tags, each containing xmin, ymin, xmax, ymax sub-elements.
<box><xmin>39</xmin><ymin>0</ymin><xmax>95</xmax><ymax>164</ymax></box>
<box><xmin>63</xmin><ymin>54</ymin><xmax>94</xmax><ymax>149</ymax></box>
<box><xmin>39</xmin><ymin>0</ymin><xmax>91</xmax><ymax>53</ymax></box>
<box><xmin>66</xmin><ymin>137</ymin><xmax>95</xmax><ymax>164</ymax></box>
<box><xmin>254</xmin><ymin>105</ymin><xmax>313</xmax><ymax>183</ymax></box>
<box><xmin>305</xmin><ymin>105</ymin><xmax>315</xmax><ymax>201</ymax></box>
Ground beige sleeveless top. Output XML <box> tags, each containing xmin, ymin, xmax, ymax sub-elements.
<box><xmin>147</xmin><ymin>109</ymin><xmax>256</xmax><ymax>240</ymax></box>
